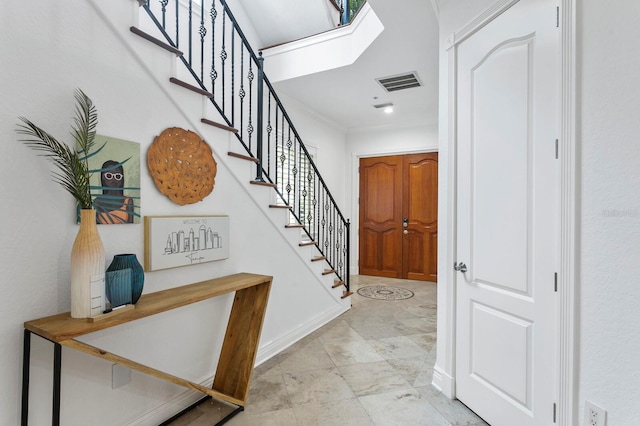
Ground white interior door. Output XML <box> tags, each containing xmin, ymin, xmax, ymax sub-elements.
<box><xmin>455</xmin><ymin>1</ymin><xmax>559</xmax><ymax>425</ymax></box>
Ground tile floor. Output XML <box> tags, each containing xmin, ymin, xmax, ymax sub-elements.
<box><xmin>167</xmin><ymin>275</ymin><xmax>488</xmax><ymax>426</ymax></box>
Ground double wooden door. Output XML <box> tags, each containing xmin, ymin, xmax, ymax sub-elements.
<box><xmin>359</xmin><ymin>153</ymin><xmax>438</xmax><ymax>281</ymax></box>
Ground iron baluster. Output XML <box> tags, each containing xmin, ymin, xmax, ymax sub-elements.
<box><xmin>220</xmin><ymin>11</ymin><xmax>226</xmax><ymax>114</ymax></box>
<box><xmin>255</xmin><ymin>53</ymin><xmax>264</xmax><ymax>182</ymax></box>
<box><xmin>286</xmin><ymin>127</ymin><xmax>292</xmax><ymax>205</ymax></box>
<box><xmin>187</xmin><ymin>0</ymin><xmax>192</xmax><ymax>66</ymax></box>
<box><xmin>292</xmin><ymin>138</ymin><xmax>299</xmax><ymax>220</ymax></box>
<box><xmin>247</xmin><ymin>58</ymin><xmax>254</xmax><ymax>151</ymax></box>
<box><xmin>306</xmin><ymin>166</ymin><xmax>313</xmax><ymax>228</ymax></box>
<box><xmin>231</xmin><ymin>28</ymin><xmax>235</xmax><ymax>131</ymax></box>
<box><xmin>175</xmin><ymin>0</ymin><xmax>179</xmax><ymax>48</ymax></box>
<box><xmin>315</xmin><ymin>180</ymin><xmax>320</xmax><ymax>244</ymax></box>
<box><xmin>160</xmin><ymin>0</ymin><xmax>168</xmax><ymax>29</ymax></box>
<box><xmin>266</xmin><ymin>93</ymin><xmax>272</xmax><ymax>177</ymax></box>
<box><xmin>210</xmin><ymin>2</ymin><xmax>217</xmax><ymax>95</ymax></box>
<box><xmin>199</xmin><ymin>0</ymin><xmax>205</xmax><ymax>81</ymax></box>
<box><xmin>276</xmin><ymin>105</ymin><xmax>282</xmax><ymax>190</ymax></box>
<box><xmin>239</xmin><ymin>44</ymin><xmax>245</xmax><ymax>145</ymax></box>
<box><xmin>346</xmin><ymin>220</ymin><xmax>350</xmax><ymax>290</ymax></box>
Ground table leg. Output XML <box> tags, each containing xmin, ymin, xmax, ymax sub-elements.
<box><xmin>21</xmin><ymin>330</ymin><xmax>31</xmax><ymax>426</ymax></box>
<box><xmin>217</xmin><ymin>405</ymin><xmax>244</xmax><ymax>426</ymax></box>
<box><xmin>52</xmin><ymin>343</ymin><xmax>61</xmax><ymax>426</ymax></box>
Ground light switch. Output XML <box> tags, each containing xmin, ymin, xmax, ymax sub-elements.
<box><xmin>112</xmin><ymin>364</ymin><xmax>130</xmax><ymax>389</ymax></box>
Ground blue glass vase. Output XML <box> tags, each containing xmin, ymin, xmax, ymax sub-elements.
<box><xmin>106</xmin><ymin>254</ymin><xmax>145</xmax><ymax>305</ymax></box>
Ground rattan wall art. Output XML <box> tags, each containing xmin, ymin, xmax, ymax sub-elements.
<box><xmin>147</xmin><ymin>127</ymin><xmax>217</xmax><ymax>205</ymax></box>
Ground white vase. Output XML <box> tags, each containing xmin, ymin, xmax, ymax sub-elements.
<box><xmin>70</xmin><ymin>209</ymin><xmax>105</xmax><ymax>318</ymax></box>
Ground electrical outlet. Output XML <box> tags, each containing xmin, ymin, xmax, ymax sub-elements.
<box><xmin>112</xmin><ymin>364</ymin><xmax>131</xmax><ymax>389</ymax></box>
<box><xmin>585</xmin><ymin>401</ymin><xmax>606</xmax><ymax>426</ymax></box>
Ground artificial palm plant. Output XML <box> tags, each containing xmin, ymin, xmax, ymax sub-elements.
<box><xmin>16</xmin><ymin>89</ymin><xmax>98</xmax><ymax>210</ymax></box>
<box><xmin>17</xmin><ymin>89</ymin><xmax>106</xmax><ymax>318</ymax></box>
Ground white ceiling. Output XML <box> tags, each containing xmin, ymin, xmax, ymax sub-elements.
<box><xmin>237</xmin><ymin>0</ymin><xmax>440</xmax><ymax>132</ymax></box>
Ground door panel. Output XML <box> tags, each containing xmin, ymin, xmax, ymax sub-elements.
<box><xmin>471</xmin><ymin>302</ymin><xmax>532</xmax><ymax>407</ymax></box>
<box><xmin>404</xmin><ymin>153</ymin><xmax>438</xmax><ymax>281</ymax></box>
<box><xmin>455</xmin><ymin>0</ymin><xmax>559</xmax><ymax>425</ymax></box>
<box><xmin>359</xmin><ymin>156</ymin><xmax>403</xmax><ymax>277</ymax></box>
<box><xmin>472</xmin><ymin>36</ymin><xmax>531</xmax><ymax>295</ymax></box>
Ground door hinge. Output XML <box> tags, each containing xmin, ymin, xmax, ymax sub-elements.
<box><xmin>554</xmin><ymin>272</ymin><xmax>558</xmax><ymax>292</ymax></box>
<box><xmin>555</xmin><ymin>139</ymin><xmax>559</xmax><ymax>159</ymax></box>
<box><xmin>556</xmin><ymin>7</ymin><xmax>560</xmax><ymax>28</ymax></box>
<box><xmin>553</xmin><ymin>402</ymin><xmax>557</xmax><ymax>423</ymax></box>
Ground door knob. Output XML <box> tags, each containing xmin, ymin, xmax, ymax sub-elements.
<box><xmin>454</xmin><ymin>262</ymin><xmax>467</xmax><ymax>273</ymax></box>
<box><xmin>403</xmin><ymin>230</ymin><xmax>409</xmax><ymax>235</ymax></box>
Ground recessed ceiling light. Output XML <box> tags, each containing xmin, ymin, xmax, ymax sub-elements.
<box><xmin>373</xmin><ymin>102</ymin><xmax>393</xmax><ymax>109</ymax></box>
<box><xmin>384</xmin><ymin>106</ymin><xmax>394</xmax><ymax>113</ymax></box>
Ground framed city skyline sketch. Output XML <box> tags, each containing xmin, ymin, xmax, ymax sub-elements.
<box><xmin>80</xmin><ymin>134</ymin><xmax>141</xmax><ymax>224</ymax></box>
<box><xmin>144</xmin><ymin>215</ymin><xmax>230</xmax><ymax>271</ymax></box>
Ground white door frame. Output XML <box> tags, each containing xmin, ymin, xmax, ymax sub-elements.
<box><xmin>433</xmin><ymin>0</ymin><xmax>577</xmax><ymax>424</ymax></box>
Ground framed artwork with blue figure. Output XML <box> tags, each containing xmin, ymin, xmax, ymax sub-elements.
<box><xmin>80</xmin><ymin>135</ymin><xmax>141</xmax><ymax>224</ymax></box>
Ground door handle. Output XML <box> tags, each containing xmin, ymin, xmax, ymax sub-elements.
<box><xmin>403</xmin><ymin>230</ymin><xmax>409</xmax><ymax>235</ymax></box>
<box><xmin>454</xmin><ymin>262</ymin><xmax>468</xmax><ymax>273</ymax></box>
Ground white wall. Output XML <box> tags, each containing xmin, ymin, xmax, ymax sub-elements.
<box><xmin>436</xmin><ymin>0</ymin><xmax>640</xmax><ymax>424</ymax></box>
<box><xmin>0</xmin><ymin>1</ymin><xmax>347</xmax><ymax>425</ymax></box>
<box><xmin>578</xmin><ymin>1</ymin><xmax>640</xmax><ymax>424</ymax></box>
<box><xmin>346</xmin><ymin>123</ymin><xmax>439</xmax><ymax>274</ymax></box>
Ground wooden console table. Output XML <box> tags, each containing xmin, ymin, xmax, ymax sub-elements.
<box><xmin>21</xmin><ymin>272</ymin><xmax>273</xmax><ymax>426</ymax></box>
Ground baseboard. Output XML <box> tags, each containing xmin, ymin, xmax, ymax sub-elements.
<box><xmin>431</xmin><ymin>365</ymin><xmax>455</xmax><ymax>399</ymax></box>
<box><xmin>125</xmin><ymin>375</ymin><xmax>214</xmax><ymax>426</ymax></box>
<box><xmin>255</xmin><ymin>303</ymin><xmax>349</xmax><ymax>364</ymax></box>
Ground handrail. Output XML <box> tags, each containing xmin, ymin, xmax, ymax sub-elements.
<box><xmin>139</xmin><ymin>0</ymin><xmax>350</xmax><ymax>292</ymax></box>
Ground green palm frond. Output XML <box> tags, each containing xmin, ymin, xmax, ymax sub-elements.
<box><xmin>72</xmin><ymin>89</ymin><xmax>97</xmax><ymax>157</ymax></box>
<box><xmin>16</xmin><ymin>89</ymin><xmax>98</xmax><ymax>210</ymax></box>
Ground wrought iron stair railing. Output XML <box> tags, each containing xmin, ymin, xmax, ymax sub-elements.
<box><xmin>139</xmin><ymin>0</ymin><xmax>350</xmax><ymax>292</ymax></box>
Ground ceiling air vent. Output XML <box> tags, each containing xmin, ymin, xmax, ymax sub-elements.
<box><xmin>376</xmin><ymin>72</ymin><xmax>422</xmax><ymax>92</ymax></box>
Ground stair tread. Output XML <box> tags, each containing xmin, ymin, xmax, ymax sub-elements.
<box><xmin>228</xmin><ymin>152</ymin><xmax>258</xmax><ymax>162</ymax></box>
<box><xmin>299</xmin><ymin>241</ymin><xmax>316</xmax><ymax>247</ymax></box>
<box><xmin>332</xmin><ymin>280</ymin><xmax>345</xmax><ymax>288</ymax></box>
<box><xmin>269</xmin><ymin>204</ymin><xmax>292</xmax><ymax>209</ymax></box>
<box><xmin>311</xmin><ymin>256</ymin><xmax>326</xmax><ymax>262</ymax></box>
<box><xmin>250</xmin><ymin>180</ymin><xmax>276</xmax><ymax>188</ymax></box>
<box><xmin>341</xmin><ymin>291</ymin><xmax>353</xmax><ymax>299</ymax></box>
<box><xmin>322</xmin><ymin>269</ymin><xmax>336</xmax><ymax>275</ymax></box>
<box><xmin>169</xmin><ymin>77</ymin><xmax>213</xmax><ymax>97</ymax></box>
<box><xmin>201</xmin><ymin>118</ymin><xmax>238</xmax><ymax>133</ymax></box>
<box><xmin>130</xmin><ymin>26</ymin><xmax>183</xmax><ymax>56</ymax></box>
<box><xmin>285</xmin><ymin>224</ymin><xmax>304</xmax><ymax>228</ymax></box>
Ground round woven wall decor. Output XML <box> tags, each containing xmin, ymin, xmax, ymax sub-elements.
<box><xmin>147</xmin><ymin>127</ymin><xmax>217</xmax><ymax>205</ymax></box>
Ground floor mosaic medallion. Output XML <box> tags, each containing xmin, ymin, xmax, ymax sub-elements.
<box><xmin>356</xmin><ymin>285</ymin><xmax>414</xmax><ymax>301</ymax></box>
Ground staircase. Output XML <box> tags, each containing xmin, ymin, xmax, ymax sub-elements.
<box><xmin>132</xmin><ymin>0</ymin><xmax>351</xmax><ymax>298</ymax></box>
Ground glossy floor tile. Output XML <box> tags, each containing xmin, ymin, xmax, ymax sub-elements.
<box><xmin>167</xmin><ymin>275</ymin><xmax>488</xmax><ymax>426</ymax></box>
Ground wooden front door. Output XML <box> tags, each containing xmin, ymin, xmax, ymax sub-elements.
<box><xmin>359</xmin><ymin>153</ymin><xmax>438</xmax><ymax>281</ymax></box>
